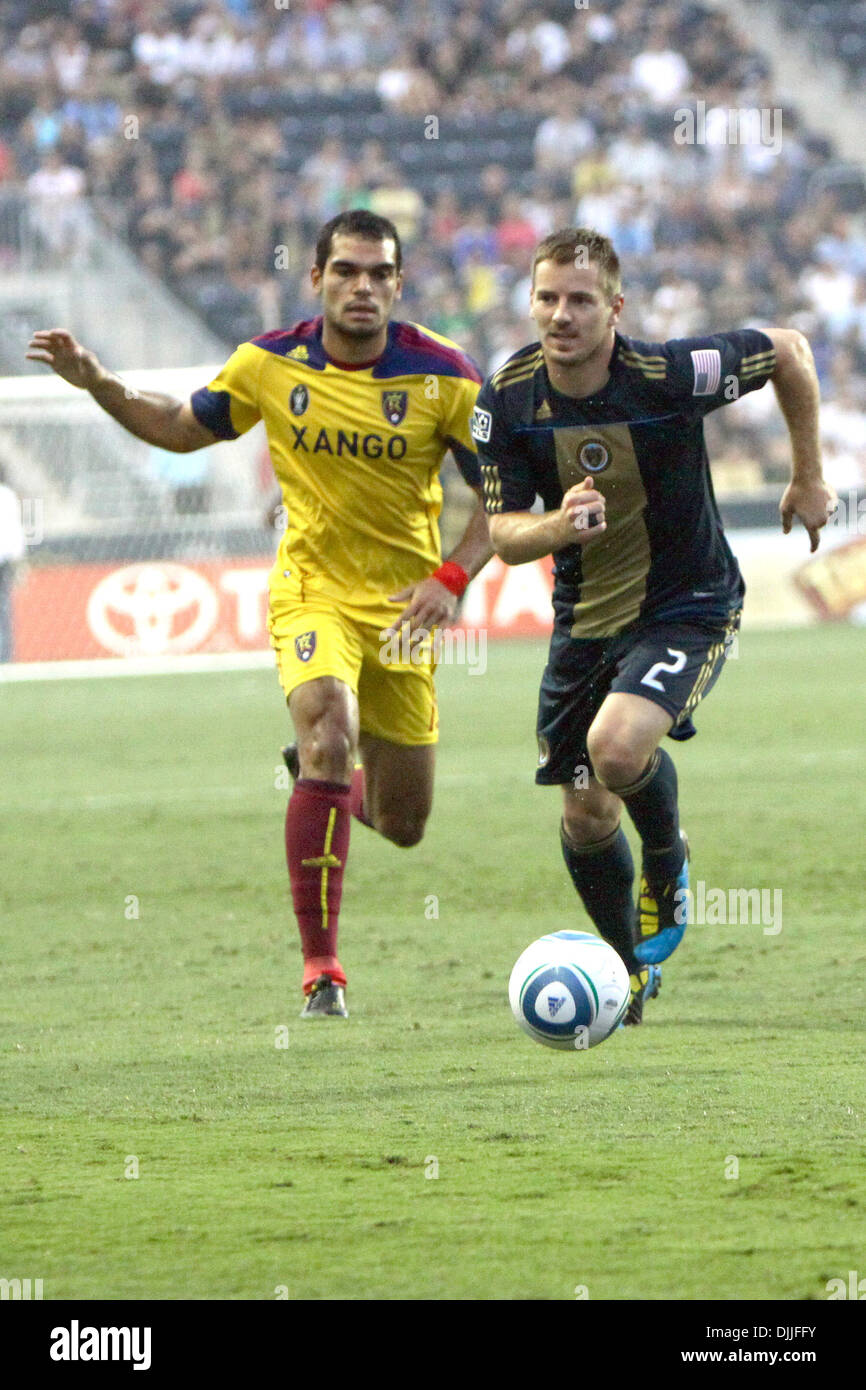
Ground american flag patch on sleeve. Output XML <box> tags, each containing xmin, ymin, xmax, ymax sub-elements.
<box><xmin>690</xmin><ymin>348</ymin><xmax>722</xmax><ymax>396</ymax></box>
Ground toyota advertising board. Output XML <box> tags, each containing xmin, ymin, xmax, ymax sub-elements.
<box><xmin>10</xmin><ymin>555</ymin><xmax>556</xmax><ymax>664</ymax></box>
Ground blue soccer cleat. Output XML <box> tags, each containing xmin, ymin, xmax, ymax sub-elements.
<box><xmin>621</xmin><ymin>963</ymin><xmax>662</xmax><ymax>1027</ymax></box>
<box><xmin>634</xmin><ymin>830</ymin><xmax>690</xmax><ymax>965</ymax></box>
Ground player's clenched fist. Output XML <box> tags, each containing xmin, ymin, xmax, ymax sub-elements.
<box><xmin>25</xmin><ymin>329</ymin><xmax>104</xmax><ymax>391</ymax></box>
<box><xmin>560</xmin><ymin>476</ymin><xmax>606</xmax><ymax>543</ymax></box>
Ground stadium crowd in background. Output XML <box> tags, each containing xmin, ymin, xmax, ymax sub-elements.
<box><xmin>1</xmin><ymin>0</ymin><xmax>865</xmax><ymax>495</ymax></box>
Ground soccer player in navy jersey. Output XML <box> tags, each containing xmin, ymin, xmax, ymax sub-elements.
<box><xmin>473</xmin><ymin>227</ymin><xmax>837</xmax><ymax>1024</ymax></box>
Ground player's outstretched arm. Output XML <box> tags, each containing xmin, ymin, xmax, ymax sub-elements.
<box><xmin>765</xmin><ymin>327</ymin><xmax>837</xmax><ymax>552</ymax></box>
<box><xmin>25</xmin><ymin>328</ymin><xmax>218</xmax><ymax>453</ymax></box>
<box><xmin>489</xmin><ymin>477</ymin><xmax>606</xmax><ymax>565</ymax></box>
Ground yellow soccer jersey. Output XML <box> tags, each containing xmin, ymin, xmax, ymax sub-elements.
<box><xmin>191</xmin><ymin>317</ymin><xmax>482</xmax><ymax>619</ymax></box>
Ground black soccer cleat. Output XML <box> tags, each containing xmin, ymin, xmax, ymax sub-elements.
<box><xmin>300</xmin><ymin>974</ymin><xmax>348</xmax><ymax>1019</ymax></box>
<box><xmin>621</xmin><ymin>963</ymin><xmax>662</xmax><ymax>1027</ymax></box>
<box><xmin>281</xmin><ymin>743</ymin><xmax>300</xmax><ymax>780</ymax></box>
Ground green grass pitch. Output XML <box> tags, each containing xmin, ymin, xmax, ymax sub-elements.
<box><xmin>1</xmin><ymin>628</ymin><xmax>865</xmax><ymax>1301</ymax></box>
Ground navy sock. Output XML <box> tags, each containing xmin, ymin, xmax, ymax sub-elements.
<box><xmin>560</xmin><ymin>821</ymin><xmax>638</xmax><ymax>971</ymax></box>
<box><xmin>615</xmin><ymin>748</ymin><xmax>685</xmax><ymax>890</ymax></box>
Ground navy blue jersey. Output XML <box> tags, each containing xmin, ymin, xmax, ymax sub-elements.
<box><xmin>473</xmin><ymin>330</ymin><xmax>776</xmax><ymax>637</ymax></box>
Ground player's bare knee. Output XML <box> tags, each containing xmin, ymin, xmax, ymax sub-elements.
<box><xmin>586</xmin><ymin>735</ymin><xmax>646</xmax><ymax>792</ymax></box>
<box><xmin>300</xmin><ymin>724</ymin><xmax>354</xmax><ymax>781</ymax></box>
<box><xmin>562</xmin><ymin>805</ymin><xmax>619</xmax><ymax>847</ymax></box>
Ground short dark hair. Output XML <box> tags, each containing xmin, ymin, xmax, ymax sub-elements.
<box><xmin>314</xmin><ymin>209</ymin><xmax>403</xmax><ymax>273</ymax></box>
<box><xmin>531</xmin><ymin>227</ymin><xmax>621</xmax><ymax>300</ymax></box>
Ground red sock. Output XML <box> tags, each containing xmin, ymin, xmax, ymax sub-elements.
<box><xmin>349</xmin><ymin>765</ymin><xmax>373</xmax><ymax>828</ymax></box>
<box><xmin>285</xmin><ymin>778</ymin><xmax>351</xmax><ymax>992</ymax></box>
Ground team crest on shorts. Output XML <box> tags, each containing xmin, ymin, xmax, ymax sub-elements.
<box><xmin>537</xmin><ymin>735</ymin><xmax>550</xmax><ymax>768</ymax></box>
<box><xmin>381</xmin><ymin>390</ymin><xmax>408</xmax><ymax>426</ymax></box>
<box><xmin>289</xmin><ymin>384</ymin><xmax>309</xmax><ymax>416</ymax></box>
<box><xmin>577</xmin><ymin>438</ymin><xmax>610</xmax><ymax>473</ymax></box>
<box><xmin>294</xmin><ymin>631</ymin><xmax>317</xmax><ymax>662</ymax></box>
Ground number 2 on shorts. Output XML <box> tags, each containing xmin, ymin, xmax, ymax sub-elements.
<box><xmin>641</xmin><ymin>647</ymin><xmax>687</xmax><ymax>692</ymax></box>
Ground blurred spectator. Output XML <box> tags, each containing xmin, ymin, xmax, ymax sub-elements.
<box><xmin>51</xmin><ymin>20</ymin><xmax>90</xmax><ymax>94</ymax></box>
<box><xmin>607</xmin><ymin>122</ymin><xmax>670</xmax><ymax>189</ymax></box>
<box><xmin>477</xmin><ymin>164</ymin><xmax>510</xmax><ymax>222</ymax></box>
<box><xmin>572</xmin><ymin>145</ymin><xmax>617</xmax><ymax>202</ymax></box>
<box><xmin>606</xmin><ymin>185</ymin><xmax>656</xmax><ymax>260</ymax></box>
<box><xmin>376</xmin><ymin>44</ymin><xmax>425</xmax><ymax>106</ymax></box>
<box><xmin>23</xmin><ymin>88</ymin><xmax>64</xmax><ymax>153</ymax></box>
<box><xmin>61</xmin><ymin>77</ymin><xmax>121</xmax><ymax>147</ymax></box>
<box><xmin>172</xmin><ymin>145</ymin><xmax>214</xmax><ymax>209</ymax></box>
<box><xmin>430</xmin><ymin>286</ymin><xmax>475</xmax><ymax>343</ymax></box>
<box><xmin>183</xmin><ymin>11</ymin><xmax>256</xmax><ymax>79</ymax></box>
<box><xmin>460</xmin><ymin>249</ymin><xmax>503</xmax><ymax>315</ymax></box>
<box><xmin>496</xmin><ymin>193</ymin><xmax>538</xmax><ymax>270</ymax></box>
<box><xmin>630</xmin><ymin>28</ymin><xmax>691</xmax><ymax>103</ymax></box>
<box><xmin>799</xmin><ymin>260</ymin><xmax>857</xmax><ymax>335</ymax></box>
<box><xmin>820</xmin><ymin>436</ymin><xmax>866</xmax><ymax>492</ymax></box>
<box><xmin>26</xmin><ymin>149</ymin><xmax>87</xmax><ymax>260</ymax></box>
<box><xmin>368</xmin><ymin>167</ymin><xmax>424</xmax><ymax>244</ymax></box>
<box><xmin>429</xmin><ymin>190</ymin><xmax>461</xmax><ymax>246</ymax></box>
<box><xmin>820</xmin><ymin>359</ymin><xmax>866</xmax><ymax>490</ymax></box>
<box><xmin>506</xmin><ymin>12</ymin><xmax>571</xmax><ymax>75</ymax></box>
<box><xmin>132</xmin><ymin>13</ymin><xmax>187</xmax><ymax>86</ymax></box>
<box><xmin>452</xmin><ymin>209</ymin><xmax>499</xmax><ymax>273</ymax></box>
<box><xmin>2</xmin><ymin>24</ymin><xmax>53</xmax><ymax>87</ymax></box>
<box><xmin>533</xmin><ymin>86</ymin><xmax>596</xmax><ymax>175</ymax></box>
<box><xmin>644</xmin><ymin>268</ymin><xmax>703</xmax><ymax>339</ymax></box>
<box><xmin>147</xmin><ymin>445</ymin><xmax>212</xmax><ymax>516</ymax></box>
<box><xmin>355</xmin><ymin>140</ymin><xmax>392</xmax><ymax>189</ymax></box>
<box><xmin>300</xmin><ymin>137</ymin><xmax>351</xmax><ymax>222</ymax></box>
<box><xmin>815</xmin><ymin>214</ymin><xmax>866</xmax><ymax>277</ymax></box>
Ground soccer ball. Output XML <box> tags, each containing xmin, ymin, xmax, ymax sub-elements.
<box><xmin>508</xmin><ymin>931</ymin><xmax>630</xmax><ymax>1050</ymax></box>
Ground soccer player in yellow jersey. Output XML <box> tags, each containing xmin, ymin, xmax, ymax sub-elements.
<box><xmin>27</xmin><ymin>210</ymin><xmax>492</xmax><ymax>1018</ymax></box>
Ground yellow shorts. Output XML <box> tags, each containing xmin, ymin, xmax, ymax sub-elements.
<box><xmin>268</xmin><ymin>592</ymin><xmax>438</xmax><ymax>746</ymax></box>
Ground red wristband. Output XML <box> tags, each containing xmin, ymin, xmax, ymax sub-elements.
<box><xmin>432</xmin><ymin>561</ymin><xmax>469</xmax><ymax>597</ymax></box>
